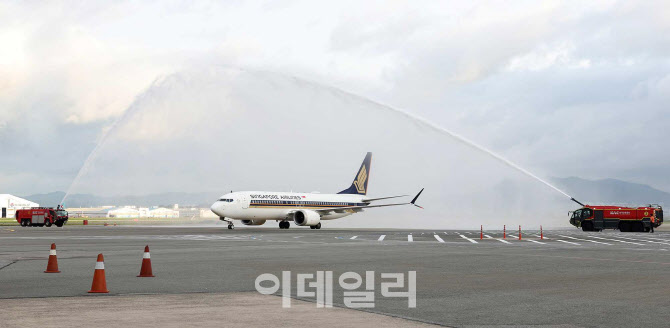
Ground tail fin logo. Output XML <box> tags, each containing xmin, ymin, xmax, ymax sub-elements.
<box><xmin>353</xmin><ymin>165</ymin><xmax>368</xmax><ymax>194</ymax></box>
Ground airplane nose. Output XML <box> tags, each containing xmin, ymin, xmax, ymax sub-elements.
<box><xmin>210</xmin><ymin>201</ymin><xmax>225</xmax><ymax>217</ymax></box>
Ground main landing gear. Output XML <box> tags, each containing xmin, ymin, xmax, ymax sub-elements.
<box><xmin>310</xmin><ymin>223</ymin><xmax>322</xmax><ymax>230</ymax></box>
<box><xmin>279</xmin><ymin>221</ymin><xmax>290</xmax><ymax>229</ymax></box>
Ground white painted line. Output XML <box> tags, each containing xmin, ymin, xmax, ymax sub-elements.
<box><xmin>527</xmin><ymin>240</ymin><xmax>546</xmax><ymax>245</ymax></box>
<box><xmin>433</xmin><ymin>235</ymin><xmax>445</xmax><ymax>243</ymax></box>
<box><xmin>350</xmin><ymin>236</ymin><xmax>358</xmax><ymax>240</ymax></box>
<box><xmin>443</xmin><ymin>232</ymin><xmax>448</xmax><ymax>235</ymax></box>
<box><xmin>637</xmin><ymin>236</ymin><xmax>670</xmax><ymax>243</ymax></box>
<box><xmin>378</xmin><ymin>235</ymin><xmax>386</xmax><ymax>241</ymax></box>
<box><xmin>408</xmin><ymin>235</ymin><xmax>413</xmax><ymax>242</ymax></box>
<box><xmin>589</xmin><ymin>236</ymin><xmax>644</xmax><ymax>246</ymax></box>
<box><xmin>534</xmin><ymin>234</ymin><xmax>549</xmax><ymax>240</ymax></box>
<box><xmin>459</xmin><ymin>234</ymin><xmax>478</xmax><ymax>244</ymax></box>
<box><xmin>615</xmin><ymin>236</ymin><xmax>670</xmax><ymax>246</ymax></box>
<box><xmin>485</xmin><ymin>234</ymin><xmax>510</xmax><ymax>244</ymax></box>
<box><xmin>557</xmin><ymin>239</ymin><xmax>580</xmax><ymax>246</ymax></box>
<box><xmin>558</xmin><ymin>235</ymin><xmax>612</xmax><ymax>245</ymax></box>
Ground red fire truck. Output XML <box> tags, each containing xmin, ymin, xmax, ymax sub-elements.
<box><xmin>569</xmin><ymin>204</ymin><xmax>663</xmax><ymax>232</ymax></box>
<box><xmin>15</xmin><ymin>205</ymin><xmax>69</xmax><ymax>227</ymax></box>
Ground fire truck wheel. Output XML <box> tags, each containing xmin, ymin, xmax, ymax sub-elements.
<box><xmin>20</xmin><ymin>219</ymin><xmax>28</xmax><ymax>227</ymax></box>
<box><xmin>44</xmin><ymin>220</ymin><xmax>52</xmax><ymax>227</ymax></box>
<box><xmin>618</xmin><ymin>222</ymin><xmax>629</xmax><ymax>232</ymax></box>
<box><xmin>55</xmin><ymin>222</ymin><xmax>63</xmax><ymax>227</ymax></box>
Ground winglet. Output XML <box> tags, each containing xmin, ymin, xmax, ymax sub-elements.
<box><xmin>410</xmin><ymin>188</ymin><xmax>424</xmax><ymax>209</ymax></box>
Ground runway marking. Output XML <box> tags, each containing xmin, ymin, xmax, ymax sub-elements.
<box><xmin>527</xmin><ymin>240</ymin><xmax>547</xmax><ymax>245</ymax></box>
<box><xmin>556</xmin><ymin>240</ymin><xmax>580</xmax><ymax>246</ymax></box>
<box><xmin>615</xmin><ymin>236</ymin><xmax>670</xmax><ymax>246</ymax></box>
<box><xmin>350</xmin><ymin>236</ymin><xmax>358</xmax><ymax>240</ymax></box>
<box><xmin>484</xmin><ymin>234</ymin><xmax>510</xmax><ymax>244</ymax></box>
<box><xmin>459</xmin><ymin>234</ymin><xmax>478</xmax><ymax>244</ymax></box>
<box><xmin>6</xmin><ymin>234</ymin><xmax>257</xmax><ymax>241</ymax></box>
<box><xmin>433</xmin><ymin>235</ymin><xmax>444</xmax><ymax>243</ymax></box>
<box><xmin>378</xmin><ymin>235</ymin><xmax>386</xmax><ymax>241</ymax></box>
<box><xmin>558</xmin><ymin>235</ymin><xmax>612</xmax><ymax>245</ymax></box>
<box><xmin>408</xmin><ymin>235</ymin><xmax>413</xmax><ymax>242</ymax></box>
<box><xmin>589</xmin><ymin>236</ymin><xmax>644</xmax><ymax>245</ymax></box>
<box><xmin>636</xmin><ymin>236</ymin><xmax>670</xmax><ymax>243</ymax></box>
<box><xmin>534</xmin><ymin>234</ymin><xmax>549</xmax><ymax>240</ymax></box>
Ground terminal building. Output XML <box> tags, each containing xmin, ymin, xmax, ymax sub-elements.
<box><xmin>66</xmin><ymin>204</ymin><xmax>214</xmax><ymax>219</ymax></box>
<box><xmin>106</xmin><ymin>206</ymin><xmax>180</xmax><ymax>218</ymax></box>
<box><xmin>0</xmin><ymin>194</ymin><xmax>39</xmax><ymax>218</ymax></box>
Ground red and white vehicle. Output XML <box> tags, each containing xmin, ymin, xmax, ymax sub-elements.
<box><xmin>569</xmin><ymin>204</ymin><xmax>663</xmax><ymax>232</ymax></box>
<box><xmin>15</xmin><ymin>205</ymin><xmax>69</xmax><ymax>227</ymax></box>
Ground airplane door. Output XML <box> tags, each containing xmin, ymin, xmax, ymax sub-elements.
<box><xmin>241</xmin><ymin>195</ymin><xmax>250</xmax><ymax>209</ymax></box>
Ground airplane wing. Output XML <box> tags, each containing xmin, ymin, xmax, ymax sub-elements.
<box><xmin>315</xmin><ymin>189</ymin><xmax>424</xmax><ymax>215</ymax></box>
<box><xmin>363</xmin><ymin>195</ymin><xmax>408</xmax><ymax>203</ymax></box>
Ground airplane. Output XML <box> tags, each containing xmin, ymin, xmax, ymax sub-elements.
<box><xmin>210</xmin><ymin>152</ymin><xmax>423</xmax><ymax>229</ymax></box>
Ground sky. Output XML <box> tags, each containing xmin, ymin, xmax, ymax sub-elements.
<box><xmin>1</xmin><ymin>1</ymin><xmax>669</xmax><ymax>225</ymax></box>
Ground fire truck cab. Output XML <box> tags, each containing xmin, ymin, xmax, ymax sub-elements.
<box><xmin>569</xmin><ymin>204</ymin><xmax>663</xmax><ymax>232</ymax></box>
<box><xmin>15</xmin><ymin>205</ymin><xmax>69</xmax><ymax>227</ymax></box>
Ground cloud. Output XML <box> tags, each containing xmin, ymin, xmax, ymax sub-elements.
<box><xmin>1</xmin><ymin>0</ymin><xmax>670</xmax><ymax>202</ymax></box>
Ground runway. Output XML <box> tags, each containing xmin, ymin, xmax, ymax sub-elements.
<box><xmin>2</xmin><ymin>225</ymin><xmax>670</xmax><ymax>327</ymax></box>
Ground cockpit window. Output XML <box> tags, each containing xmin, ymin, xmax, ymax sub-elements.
<box><xmin>581</xmin><ymin>208</ymin><xmax>592</xmax><ymax>219</ymax></box>
<box><xmin>218</xmin><ymin>198</ymin><xmax>233</xmax><ymax>202</ymax></box>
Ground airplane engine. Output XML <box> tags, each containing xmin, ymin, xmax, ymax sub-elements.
<box><xmin>293</xmin><ymin>210</ymin><xmax>321</xmax><ymax>226</ymax></box>
<box><xmin>241</xmin><ymin>219</ymin><xmax>266</xmax><ymax>226</ymax></box>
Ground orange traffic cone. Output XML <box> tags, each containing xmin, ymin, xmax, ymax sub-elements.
<box><xmin>88</xmin><ymin>254</ymin><xmax>109</xmax><ymax>293</ymax></box>
<box><xmin>137</xmin><ymin>245</ymin><xmax>155</xmax><ymax>277</ymax></box>
<box><xmin>44</xmin><ymin>243</ymin><xmax>60</xmax><ymax>273</ymax></box>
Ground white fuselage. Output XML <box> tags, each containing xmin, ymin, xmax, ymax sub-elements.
<box><xmin>210</xmin><ymin>191</ymin><xmax>368</xmax><ymax>222</ymax></box>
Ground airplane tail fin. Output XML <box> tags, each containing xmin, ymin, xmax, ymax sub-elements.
<box><xmin>338</xmin><ymin>152</ymin><xmax>372</xmax><ymax>195</ymax></box>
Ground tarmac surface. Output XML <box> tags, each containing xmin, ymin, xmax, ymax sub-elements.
<box><xmin>1</xmin><ymin>225</ymin><xmax>670</xmax><ymax>327</ymax></box>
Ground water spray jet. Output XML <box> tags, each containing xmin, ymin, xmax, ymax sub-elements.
<box><xmin>61</xmin><ymin>67</ymin><xmax>578</xmax><ymax>206</ymax></box>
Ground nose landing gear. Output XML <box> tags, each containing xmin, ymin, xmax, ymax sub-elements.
<box><xmin>220</xmin><ymin>217</ymin><xmax>234</xmax><ymax>230</ymax></box>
